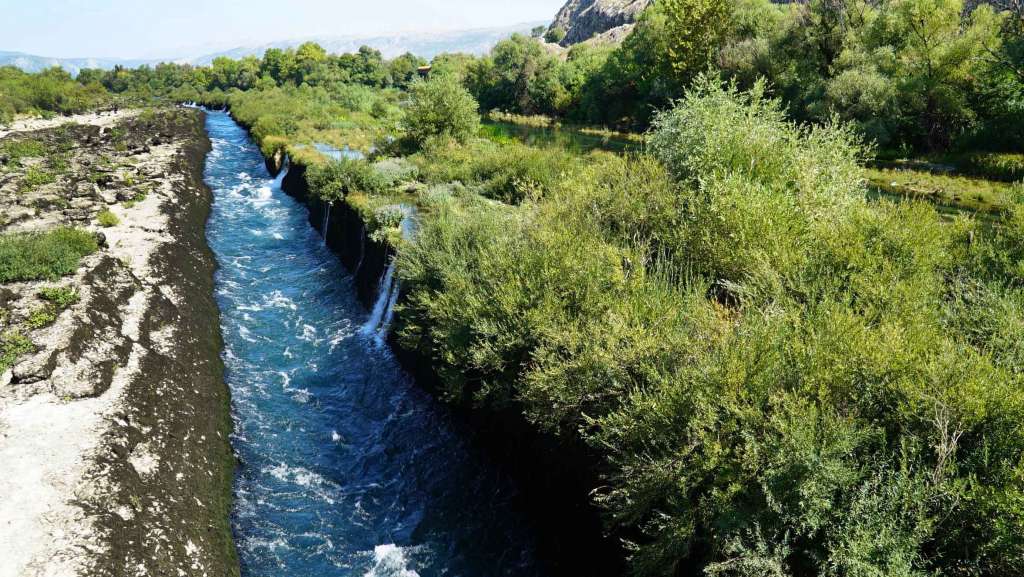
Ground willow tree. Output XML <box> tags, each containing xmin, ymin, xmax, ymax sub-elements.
<box><xmin>661</xmin><ymin>0</ymin><xmax>734</xmax><ymax>84</ymax></box>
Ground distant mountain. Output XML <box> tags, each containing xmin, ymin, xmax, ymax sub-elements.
<box><xmin>190</xmin><ymin>22</ymin><xmax>546</xmax><ymax>64</ymax></box>
<box><xmin>0</xmin><ymin>51</ymin><xmax>153</xmax><ymax>75</ymax></box>
<box><xmin>0</xmin><ymin>22</ymin><xmax>545</xmax><ymax>75</ymax></box>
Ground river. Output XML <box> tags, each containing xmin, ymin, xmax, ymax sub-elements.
<box><xmin>202</xmin><ymin>110</ymin><xmax>543</xmax><ymax>577</ymax></box>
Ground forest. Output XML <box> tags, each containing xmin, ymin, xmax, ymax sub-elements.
<box><xmin>3</xmin><ymin>0</ymin><xmax>1024</xmax><ymax>576</ymax></box>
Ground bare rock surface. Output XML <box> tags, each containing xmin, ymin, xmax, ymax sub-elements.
<box><xmin>0</xmin><ymin>109</ymin><xmax>237</xmax><ymax>577</ymax></box>
<box><xmin>548</xmin><ymin>0</ymin><xmax>651</xmax><ymax>46</ymax></box>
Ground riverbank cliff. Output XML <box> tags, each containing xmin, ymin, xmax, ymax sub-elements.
<box><xmin>0</xmin><ymin>108</ymin><xmax>238</xmax><ymax>577</ymax></box>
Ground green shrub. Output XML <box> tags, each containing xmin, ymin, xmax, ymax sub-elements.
<box><xmin>544</xmin><ymin>26</ymin><xmax>567</xmax><ymax>44</ymax></box>
<box><xmin>306</xmin><ymin>158</ymin><xmax>389</xmax><ymax>201</ymax></box>
<box><xmin>0</xmin><ymin>227</ymin><xmax>98</xmax><ymax>282</ymax></box>
<box><xmin>415</xmin><ymin>138</ymin><xmax>579</xmax><ymax>204</ymax></box>
<box><xmin>372</xmin><ymin>157</ymin><xmax>418</xmax><ymax>185</ymax></box>
<box><xmin>1</xmin><ymin>139</ymin><xmax>47</xmax><ymax>166</ymax></box>
<box><xmin>0</xmin><ymin>332</ymin><xmax>33</xmax><ymax>373</ymax></box>
<box><xmin>25</xmin><ymin>306</ymin><xmax>57</xmax><ymax>329</ymax></box>
<box><xmin>38</xmin><ymin>286</ymin><xmax>80</xmax><ymax>308</ymax></box>
<box><xmin>97</xmin><ymin>209</ymin><xmax>120</xmax><ymax>227</ymax></box>
<box><xmin>18</xmin><ymin>166</ymin><xmax>57</xmax><ymax>192</ymax></box>
<box><xmin>405</xmin><ymin>75</ymin><xmax>480</xmax><ymax>146</ymax></box>
<box><xmin>396</xmin><ymin>80</ymin><xmax>1024</xmax><ymax>577</ymax></box>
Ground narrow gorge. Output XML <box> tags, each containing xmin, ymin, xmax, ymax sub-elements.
<box><xmin>202</xmin><ymin>110</ymin><xmax>545</xmax><ymax>576</ymax></box>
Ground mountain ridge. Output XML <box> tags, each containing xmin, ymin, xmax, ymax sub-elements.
<box><xmin>1</xmin><ymin>22</ymin><xmax>545</xmax><ymax>74</ymax></box>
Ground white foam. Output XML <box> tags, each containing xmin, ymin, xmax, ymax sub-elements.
<box><xmin>238</xmin><ymin>326</ymin><xmax>258</xmax><ymax>343</ymax></box>
<box><xmin>265</xmin><ymin>291</ymin><xmax>298</xmax><ymax>310</ymax></box>
<box><xmin>265</xmin><ymin>463</ymin><xmax>328</xmax><ymax>489</ymax></box>
<box><xmin>364</xmin><ymin>544</ymin><xmax>420</xmax><ymax>577</ymax></box>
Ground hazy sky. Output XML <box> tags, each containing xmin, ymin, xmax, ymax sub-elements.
<box><xmin>3</xmin><ymin>0</ymin><xmax>565</xmax><ymax>59</ymax></box>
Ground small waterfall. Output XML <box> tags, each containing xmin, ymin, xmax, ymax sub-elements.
<box><xmin>353</xmin><ymin>224</ymin><xmax>366</xmax><ymax>277</ymax></box>
<box><xmin>272</xmin><ymin>156</ymin><xmax>290</xmax><ymax>189</ymax></box>
<box><xmin>360</xmin><ymin>206</ymin><xmax>416</xmax><ymax>344</ymax></box>
<box><xmin>361</xmin><ymin>257</ymin><xmax>398</xmax><ymax>344</ymax></box>
<box><xmin>322</xmin><ymin>202</ymin><xmax>332</xmax><ymax>246</ymax></box>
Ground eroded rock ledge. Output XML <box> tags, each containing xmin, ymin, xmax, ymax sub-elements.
<box><xmin>0</xmin><ymin>109</ymin><xmax>237</xmax><ymax>577</ymax></box>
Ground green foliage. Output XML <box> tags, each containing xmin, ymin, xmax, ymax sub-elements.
<box><xmin>405</xmin><ymin>75</ymin><xmax>480</xmax><ymax>146</ymax></box>
<box><xmin>0</xmin><ymin>66</ymin><xmax>109</xmax><ymax>122</ymax></box>
<box><xmin>660</xmin><ymin>0</ymin><xmax>733</xmax><ymax>84</ymax></box>
<box><xmin>413</xmin><ymin>137</ymin><xmax>579</xmax><ymax>203</ymax></box>
<box><xmin>18</xmin><ymin>166</ymin><xmax>57</xmax><ymax>192</ymax></box>
<box><xmin>38</xmin><ymin>286</ymin><xmax>80</xmax><ymax>309</ymax></box>
<box><xmin>25</xmin><ymin>306</ymin><xmax>57</xmax><ymax>329</ymax></box>
<box><xmin>97</xmin><ymin>209</ymin><xmax>120</xmax><ymax>227</ymax></box>
<box><xmin>306</xmin><ymin>158</ymin><xmax>389</xmax><ymax>201</ymax></box>
<box><xmin>544</xmin><ymin>26</ymin><xmax>567</xmax><ymax>44</ymax></box>
<box><xmin>0</xmin><ymin>332</ymin><xmax>33</xmax><ymax>374</ymax></box>
<box><xmin>396</xmin><ymin>82</ymin><xmax>1024</xmax><ymax>576</ymax></box>
<box><xmin>0</xmin><ymin>227</ymin><xmax>98</xmax><ymax>283</ymax></box>
<box><xmin>1</xmin><ymin>139</ymin><xmax>47</xmax><ymax>166</ymax></box>
<box><xmin>466</xmin><ymin>34</ymin><xmax>568</xmax><ymax>116</ymax></box>
<box><xmin>867</xmin><ymin>166</ymin><xmax>1020</xmax><ymax>215</ymax></box>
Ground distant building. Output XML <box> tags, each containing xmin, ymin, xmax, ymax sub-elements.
<box><xmin>417</xmin><ymin>65</ymin><xmax>432</xmax><ymax>78</ymax></box>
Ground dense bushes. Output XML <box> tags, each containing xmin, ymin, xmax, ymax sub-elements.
<box><xmin>411</xmin><ymin>137</ymin><xmax>581</xmax><ymax>204</ymax></box>
<box><xmin>395</xmin><ymin>81</ymin><xmax>1024</xmax><ymax>576</ymax></box>
<box><xmin>0</xmin><ymin>66</ymin><xmax>109</xmax><ymax>123</ymax></box>
<box><xmin>0</xmin><ymin>227</ymin><xmax>99</xmax><ymax>282</ymax></box>
<box><xmin>462</xmin><ymin>0</ymin><xmax>1023</xmax><ymax>154</ymax></box>
<box><xmin>404</xmin><ymin>75</ymin><xmax>480</xmax><ymax>146</ymax></box>
<box><xmin>306</xmin><ymin>157</ymin><xmax>389</xmax><ymax>201</ymax></box>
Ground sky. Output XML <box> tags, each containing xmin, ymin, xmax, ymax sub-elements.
<box><xmin>2</xmin><ymin>0</ymin><xmax>566</xmax><ymax>59</ymax></box>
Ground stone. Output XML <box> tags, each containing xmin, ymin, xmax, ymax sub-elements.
<box><xmin>548</xmin><ymin>0</ymin><xmax>650</xmax><ymax>46</ymax></box>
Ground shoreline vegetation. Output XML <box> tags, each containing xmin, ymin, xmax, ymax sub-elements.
<box><xmin>485</xmin><ymin>110</ymin><xmax>645</xmax><ymax>141</ymax></box>
<box><xmin>3</xmin><ymin>0</ymin><xmax>1024</xmax><ymax>575</ymax></box>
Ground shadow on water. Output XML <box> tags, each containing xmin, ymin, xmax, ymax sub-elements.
<box><xmin>481</xmin><ymin>120</ymin><xmax>641</xmax><ymax>154</ymax></box>
<box><xmin>202</xmin><ymin>110</ymin><xmax>544</xmax><ymax>577</ymax></box>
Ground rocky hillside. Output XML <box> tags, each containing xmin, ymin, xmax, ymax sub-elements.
<box><xmin>548</xmin><ymin>0</ymin><xmax>651</xmax><ymax>46</ymax></box>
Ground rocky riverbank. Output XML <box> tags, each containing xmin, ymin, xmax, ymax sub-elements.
<box><xmin>0</xmin><ymin>108</ymin><xmax>237</xmax><ymax>577</ymax></box>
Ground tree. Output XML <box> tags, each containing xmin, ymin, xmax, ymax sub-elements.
<box><xmin>661</xmin><ymin>0</ymin><xmax>733</xmax><ymax>85</ymax></box>
<box><xmin>387</xmin><ymin>52</ymin><xmax>426</xmax><ymax>88</ymax></box>
<box><xmin>544</xmin><ymin>26</ymin><xmax>567</xmax><ymax>44</ymax></box>
<box><xmin>466</xmin><ymin>34</ymin><xmax>566</xmax><ymax>114</ymax></box>
<box><xmin>836</xmin><ymin>0</ymin><xmax>1004</xmax><ymax>150</ymax></box>
<box><xmin>405</xmin><ymin>75</ymin><xmax>480</xmax><ymax>146</ymax></box>
<box><xmin>292</xmin><ymin>41</ymin><xmax>328</xmax><ymax>85</ymax></box>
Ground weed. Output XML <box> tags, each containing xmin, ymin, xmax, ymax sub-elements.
<box><xmin>97</xmin><ymin>210</ymin><xmax>120</xmax><ymax>227</ymax></box>
<box><xmin>0</xmin><ymin>332</ymin><xmax>33</xmax><ymax>373</ymax></box>
<box><xmin>38</xmin><ymin>286</ymin><xmax>79</xmax><ymax>309</ymax></box>
<box><xmin>0</xmin><ymin>227</ymin><xmax>98</xmax><ymax>282</ymax></box>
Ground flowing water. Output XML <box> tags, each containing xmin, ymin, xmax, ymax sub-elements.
<box><xmin>202</xmin><ymin>110</ymin><xmax>543</xmax><ymax>577</ymax></box>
